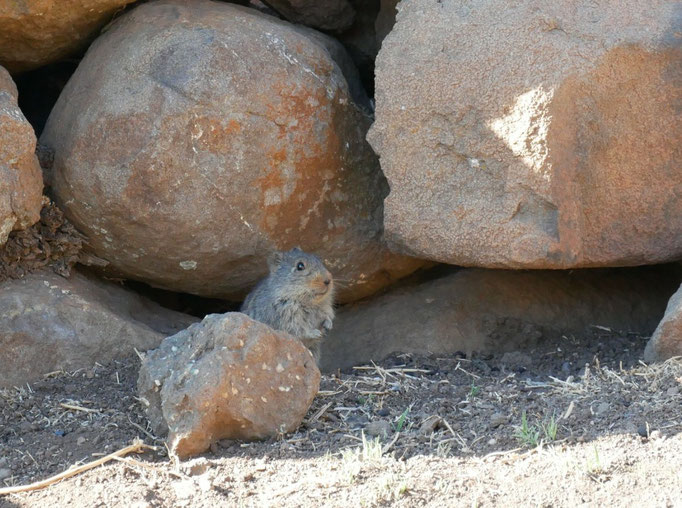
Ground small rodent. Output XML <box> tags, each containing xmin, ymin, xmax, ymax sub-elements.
<box><xmin>240</xmin><ymin>247</ymin><xmax>335</xmax><ymax>364</ymax></box>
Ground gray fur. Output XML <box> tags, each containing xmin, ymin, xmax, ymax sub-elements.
<box><xmin>241</xmin><ymin>248</ymin><xmax>335</xmax><ymax>364</ymax></box>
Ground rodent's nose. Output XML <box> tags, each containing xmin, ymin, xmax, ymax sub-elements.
<box><xmin>324</xmin><ymin>278</ymin><xmax>331</xmax><ymax>286</ymax></box>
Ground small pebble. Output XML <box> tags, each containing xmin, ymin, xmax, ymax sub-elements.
<box><xmin>77</xmin><ymin>437</ymin><xmax>86</xmax><ymax>446</ymax></box>
<box><xmin>376</xmin><ymin>408</ymin><xmax>390</xmax><ymax>417</ymax></box>
<box><xmin>595</xmin><ymin>402</ymin><xmax>610</xmax><ymax>415</ymax></box>
<box><xmin>637</xmin><ymin>423</ymin><xmax>652</xmax><ymax>438</ymax></box>
<box><xmin>419</xmin><ymin>416</ymin><xmax>441</xmax><ymax>435</ymax></box>
<box><xmin>489</xmin><ymin>413</ymin><xmax>508</xmax><ymax>428</ymax></box>
<box><xmin>487</xmin><ymin>438</ymin><xmax>497</xmax><ymax>446</ymax></box>
<box><xmin>0</xmin><ymin>468</ymin><xmax>12</xmax><ymax>481</ymax></box>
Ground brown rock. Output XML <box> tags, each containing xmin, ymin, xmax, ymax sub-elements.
<box><xmin>138</xmin><ymin>312</ymin><xmax>320</xmax><ymax>458</ymax></box>
<box><xmin>320</xmin><ymin>266</ymin><xmax>678</xmax><ymax>371</ymax></box>
<box><xmin>0</xmin><ymin>270</ymin><xmax>197</xmax><ymax>388</ymax></box>
<box><xmin>368</xmin><ymin>1</ymin><xmax>682</xmax><ymax>269</ymax></box>
<box><xmin>0</xmin><ymin>66</ymin><xmax>42</xmax><ymax>244</ymax></box>
<box><xmin>40</xmin><ymin>0</ymin><xmax>421</xmax><ymax>304</ymax></box>
<box><xmin>263</xmin><ymin>0</ymin><xmax>355</xmax><ymax>32</ymax></box>
<box><xmin>0</xmin><ymin>0</ymin><xmax>136</xmax><ymax>73</ymax></box>
<box><xmin>644</xmin><ymin>284</ymin><xmax>682</xmax><ymax>362</ymax></box>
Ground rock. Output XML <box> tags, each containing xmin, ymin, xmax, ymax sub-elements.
<box><xmin>0</xmin><ymin>0</ymin><xmax>136</xmax><ymax>72</ymax></box>
<box><xmin>368</xmin><ymin>1</ymin><xmax>682</xmax><ymax>269</ymax></box>
<box><xmin>364</xmin><ymin>419</ymin><xmax>392</xmax><ymax>437</ymax></box>
<box><xmin>644</xmin><ymin>284</ymin><xmax>682</xmax><ymax>362</ymax></box>
<box><xmin>595</xmin><ymin>402</ymin><xmax>610</xmax><ymax>416</ymax></box>
<box><xmin>490</xmin><ymin>413</ymin><xmax>508</xmax><ymax>428</ymax></box>
<box><xmin>40</xmin><ymin>0</ymin><xmax>421</xmax><ymax>304</ymax></box>
<box><xmin>419</xmin><ymin>415</ymin><xmax>441</xmax><ymax>435</ymax></box>
<box><xmin>263</xmin><ymin>0</ymin><xmax>355</xmax><ymax>32</ymax></box>
<box><xmin>0</xmin><ymin>270</ymin><xmax>197</xmax><ymax>388</ymax></box>
<box><xmin>0</xmin><ymin>468</ymin><xmax>11</xmax><ymax>481</ymax></box>
<box><xmin>0</xmin><ymin>66</ymin><xmax>42</xmax><ymax>245</ymax></box>
<box><xmin>137</xmin><ymin>312</ymin><xmax>320</xmax><ymax>459</ymax></box>
<box><xmin>320</xmin><ymin>266</ymin><xmax>678</xmax><ymax>371</ymax></box>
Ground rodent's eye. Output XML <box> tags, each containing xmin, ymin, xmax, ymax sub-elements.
<box><xmin>296</xmin><ymin>261</ymin><xmax>305</xmax><ymax>271</ymax></box>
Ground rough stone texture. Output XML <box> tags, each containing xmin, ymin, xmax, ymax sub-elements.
<box><xmin>138</xmin><ymin>312</ymin><xmax>320</xmax><ymax>458</ymax></box>
<box><xmin>41</xmin><ymin>0</ymin><xmax>421</xmax><ymax>304</ymax></box>
<box><xmin>0</xmin><ymin>199</ymin><xmax>83</xmax><ymax>282</ymax></box>
<box><xmin>0</xmin><ymin>66</ymin><xmax>43</xmax><ymax>245</ymax></box>
<box><xmin>320</xmin><ymin>266</ymin><xmax>679</xmax><ymax>371</ymax></box>
<box><xmin>368</xmin><ymin>1</ymin><xmax>682</xmax><ymax>269</ymax></box>
<box><xmin>644</xmin><ymin>284</ymin><xmax>682</xmax><ymax>362</ymax></box>
<box><xmin>263</xmin><ymin>0</ymin><xmax>355</xmax><ymax>32</ymax></box>
<box><xmin>0</xmin><ymin>0</ymin><xmax>136</xmax><ymax>73</ymax></box>
<box><xmin>0</xmin><ymin>270</ymin><xmax>197</xmax><ymax>388</ymax></box>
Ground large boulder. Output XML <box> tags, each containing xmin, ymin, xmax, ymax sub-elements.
<box><xmin>0</xmin><ymin>66</ymin><xmax>42</xmax><ymax>245</ymax></box>
<box><xmin>138</xmin><ymin>312</ymin><xmax>320</xmax><ymax>458</ymax></box>
<box><xmin>644</xmin><ymin>284</ymin><xmax>682</xmax><ymax>363</ymax></box>
<box><xmin>40</xmin><ymin>0</ymin><xmax>421</xmax><ymax>304</ymax></box>
<box><xmin>0</xmin><ymin>0</ymin><xmax>136</xmax><ymax>73</ymax></box>
<box><xmin>368</xmin><ymin>0</ymin><xmax>682</xmax><ymax>269</ymax></box>
<box><xmin>0</xmin><ymin>270</ymin><xmax>197</xmax><ymax>388</ymax></box>
<box><xmin>320</xmin><ymin>266</ymin><xmax>679</xmax><ymax>371</ymax></box>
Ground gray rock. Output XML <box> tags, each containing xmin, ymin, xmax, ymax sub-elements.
<box><xmin>490</xmin><ymin>413</ymin><xmax>508</xmax><ymax>428</ymax></box>
<box><xmin>0</xmin><ymin>468</ymin><xmax>12</xmax><ymax>481</ymax></box>
<box><xmin>321</xmin><ymin>266</ymin><xmax>678</xmax><ymax>371</ymax></box>
<box><xmin>644</xmin><ymin>284</ymin><xmax>682</xmax><ymax>362</ymax></box>
<box><xmin>0</xmin><ymin>270</ymin><xmax>197</xmax><ymax>388</ymax></box>
<box><xmin>368</xmin><ymin>0</ymin><xmax>682</xmax><ymax>269</ymax></box>
<box><xmin>138</xmin><ymin>312</ymin><xmax>320</xmax><ymax>459</ymax></box>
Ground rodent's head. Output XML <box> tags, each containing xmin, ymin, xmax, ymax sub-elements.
<box><xmin>267</xmin><ymin>247</ymin><xmax>334</xmax><ymax>303</ymax></box>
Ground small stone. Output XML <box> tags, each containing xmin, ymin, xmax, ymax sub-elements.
<box><xmin>637</xmin><ymin>423</ymin><xmax>652</xmax><ymax>438</ymax></box>
<box><xmin>419</xmin><ymin>416</ymin><xmax>442</xmax><ymax>435</ymax></box>
<box><xmin>490</xmin><ymin>413</ymin><xmax>508</xmax><ymax>428</ymax></box>
<box><xmin>0</xmin><ymin>468</ymin><xmax>12</xmax><ymax>481</ymax></box>
<box><xmin>376</xmin><ymin>408</ymin><xmax>390</xmax><ymax>417</ymax></box>
<box><xmin>595</xmin><ymin>402</ymin><xmax>610</xmax><ymax>416</ymax></box>
<box><xmin>666</xmin><ymin>386</ymin><xmax>679</xmax><ymax>397</ymax></box>
<box><xmin>364</xmin><ymin>420</ymin><xmax>392</xmax><ymax>438</ymax></box>
<box><xmin>77</xmin><ymin>436</ymin><xmax>86</xmax><ymax>446</ymax></box>
<box><xmin>487</xmin><ymin>438</ymin><xmax>497</xmax><ymax>446</ymax></box>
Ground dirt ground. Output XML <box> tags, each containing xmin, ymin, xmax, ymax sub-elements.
<box><xmin>1</xmin><ymin>328</ymin><xmax>681</xmax><ymax>507</ymax></box>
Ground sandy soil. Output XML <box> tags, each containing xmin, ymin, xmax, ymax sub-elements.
<box><xmin>1</xmin><ymin>328</ymin><xmax>681</xmax><ymax>507</ymax></box>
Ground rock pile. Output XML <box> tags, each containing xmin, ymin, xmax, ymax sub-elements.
<box><xmin>1</xmin><ymin>0</ymin><xmax>680</xmax><ymax>426</ymax></box>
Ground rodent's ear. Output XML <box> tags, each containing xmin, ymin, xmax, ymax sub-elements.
<box><xmin>267</xmin><ymin>251</ymin><xmax>283</xmax><ymax>272</ymax></box>
<box><xmin>292</xmin><ymin>246</ymin><xmax>303</xmax><ymax>254</ymax></box>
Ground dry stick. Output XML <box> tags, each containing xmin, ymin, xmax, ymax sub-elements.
<box><xmin>59</xmin><ymin>403</ymin><xmax>100</xmax><ymax>414</ymax></box>
<box><xmin>0</xmin><ymin>440</ymin><xmax>155</xmax><ymax>496</ymax></box>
